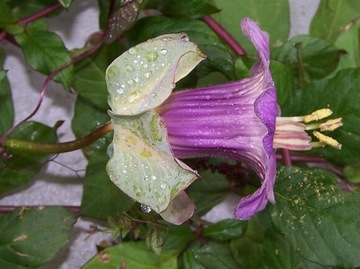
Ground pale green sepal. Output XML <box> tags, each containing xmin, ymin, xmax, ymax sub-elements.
<box><xmin>106</xmin><ymin>110</ymin><xmax>198</xmax><ymax>215</ymax></box>
<box><xmin>159</xmin><ymin>191</ymin><xmax>195</xmax><ymax>225</ymax></box>
<box><xmin>106</xmin><ymin>33</ymin><xmax>206</xmax><ymax>116</ymax></box>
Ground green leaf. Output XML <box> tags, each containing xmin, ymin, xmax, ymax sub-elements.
<box><xmin>153</xmin><ymin>0</ymin><xmax>220</xmax><ymax>18</ymax></box>
<box><xmin>344</xmin><ymin>162</ymin><xmax>360</xmax><ymax>183</ymax></box>
<box><xmin>161</xmin><ymin>225</ymin><xmax>195</xmax><ymax>251</ymax></box>
<box><xmin>335</xmin><ymin>21</ymin><xmax>360</xmax><ymax>69</ymax></box>
<box><xmin>203</xmin><ymin>219</ymin><xmax>246</xmax><ymax>241</ymax></box>
<box><xmin>107</xmin><ymin>111</ymin><xmax>197</xmax><ymax>224</ymax></box>
<box><xmin>181</xmin><ymin>241</ymin><xmax>239</xmax><ymax>269</ymax></box>
<box><xmin>212</xmin><ymin>0</ymin><xmax>290</xmax><ymax>54</ymax></box>
<box><xmin>0</xmin><ymin>49</ymin><xmax>14</xmax><ymax>134</ymax></box>
<box><xmin>145</xmin><ymin>227</ymin><xmax>163</xmax><ymax>255</ymax></box>
<box><xmin>0</xmin><ymin>3</ymin><xmax>23</xmax><ymax>35</ymax></box>
<box><xmin>230</xmin><ymin>215</ymin><xmax>300</xmax><ymax>269</ymax></box>
<box><xmin>179</xmin><ymin>248</ymin><xmax>206</xmax><ymax>269</ymax></box>
<box><xmin>196</xmin><ymin>71</ymin><xmax>230</xmax><ymax>87</ymax></box>
<box><xmin>0</xmin><ymin>121</ymin><xmax>57</xmax><ymax>196</ymax></box>
<box><xmin>71</xmin><ymin>96</ymin><xmax>111</xmax><ymax>158</ymax></box>
<box><xmin>126</xmin><ymin>16</ymin><xmax>235</xmax><ymax>78</ymax></box>
<box><xmin>310</xmin><ymin>0</ymin><xmax>360</xmax><ymax>42</ymax></box>
<box><xmin>7</xmin><ymin>0</ymin><xmax>59</xmax><ymax>19</ymax></box>
<box><xmin>273</xmin><ymin>35</ymin><xmax>343</xmax><ymax>80</ymax></box>
<box><xmin>73</xmin><ymin>42</ymin><xmax>125</xmax><ymax>110</ymax></box>
<box><xmin>0</xmin><ymin>3</ymin><xmax>17</xmax><ymax>25</ymax></box>
<box><xmin>82</xmin><ymin>241</ymin><xmax>178</xmax><ymax>269</ymax></box>
<box><xmin>106</xmin><ymin>33</ymin><xmax>205</xmax><ymax>115</ymax></box>
<box><xmin>187</xmin><ymin>170</ymin><xmax>229</xmax><ymax>216</ymax></box>
<box><xmin>80</xmin><ymin>153</ymin><xmax>135</xmax><ymax>220</ymax></box>
<box><xmin>58</xmin><ymin>0</ymin><xmax>72</xmax><ymax>8</ymax></box>
<box><xmin>270</xmin><ymin>60</ymin><xmax>295</xmax><ymax>107</ymax></box>
<box><xmin>283</xmin><ymin>68</ymin><xmax>360</xmax><ymax>165</ymax></box>
<box><xmin>0</xmin><ymin>207</ymin><xmax>76</xmax><ymax>269</ymax></box>
<box><xmin>15</xmin><ymin>20</ymin><xmax>74</xmax><ymax>90</ymax></box>
<box><xmin>260</xmin><ymin>231</ymin><xmax>300</xmax><ymax>269</ymax></box>
<box><xmin>270</xmin><ymin>166</ymin><xmax>360</xmax><ymax>267</ymax></box>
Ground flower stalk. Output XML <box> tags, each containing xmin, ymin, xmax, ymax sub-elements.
<box><xmin>1</xmin><ymin>122</ymin><xmax>113</xmax><ymax>154</ymax></box>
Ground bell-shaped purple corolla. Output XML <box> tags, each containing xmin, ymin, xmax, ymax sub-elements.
<box><xmin>158</xmin><ymin>18</ymin><xmax>342</xmax><ymax>220</ymax></box>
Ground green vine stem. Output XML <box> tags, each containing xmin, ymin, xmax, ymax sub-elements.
<box><xmin>2</xmin><ymin>122</ymin><xmax>113</xmax><ymax>154</ymax></box>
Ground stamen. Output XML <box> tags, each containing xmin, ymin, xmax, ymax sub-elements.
<box><xmin>303</xmin><ymin>108</ymin><xmax>333</xmax><ymax>123</ymax></box>
<box><xmin>313</xmin><ymin>131</ymin><xmax>342</xmax><ymax>149</ymax></box>
<box><xmin>275</xmin><ymin>119</ymin><xmax>306</xmax><ymax>133</ymax></box>
<box><xmin>274</xmin><ymin>118</ymin><xmax>311</xmax><ymax>151</ymax></box>
<box><xmin>305</xmin><ymin>123</ymin><xmax>321</xmax><ymax>131</ymax></box>
<box><xmin>276</xmin><ymin>116</ymin><xmax>304</xmax><ymax>123</ymax></box>
<box><xmin>319</xmin><ymin>118</ymin><xmax>343</xmax><ymax>132</ymax></box>
<box><xmin>275</xmin><ymin>108</ymin><xmax>342</xmax><ymax>152</ymax></box>
<box><xmin>310</xmin><ymin>141</ymin><xmax>326</xmax><ymax>148</ymax></box>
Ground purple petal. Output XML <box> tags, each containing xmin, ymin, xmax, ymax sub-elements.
<box><xmin>233</xmin><ymin>18</ymin><xmax>279</xmax><ymax>219</ymax></box>
<box><xmin>159</xmin><ymin>17</ymin><xmax>279</xmax><ymax>220</ymax></box>
<box><xmin>234</xmin><ymin>153</ymin><xmax>276</xmax><ymax>220</ymax></box>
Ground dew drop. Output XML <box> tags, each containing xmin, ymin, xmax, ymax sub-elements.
<box><xmin>143</xmin><ymin>63</ymin><xmax>149</xmax><ymax>69</ymax></box>
<box><xmin>128</xmin><ymin>47</ymin><xmax>137</xmax><ymax>55</ymax></box>
<box><xmin>126</xmin><ymin>65</ymin><xmax>134</xmax><ymax>71</ymax></box>
<box><xmin>122</xmin><ymin>170</ymin><xmax>127</xmax><ymax>174</ymax></box>
<box><xmin>127</xmin><ymin>79</ymin><xmax>133</xmax><ymax>85</ymax></box>
<box><xmin>160</xmin><ymin>48</ymin><xmax>167</xmax><ymax>55</ymax></box>
<box><xmin>157</xmin><ymin>196</ymin><xmax>166</xmax><ymax>204</ymax></box>
<box><xmin>151</xmin><ymin>93</ymin><xmax>157</xmax><ymax>98</ymax></box>
<box><xmin>133</xmin><ymin>76</ymin><xmax>139</xmax><ymax>83</ymax></box>
<box><xmin>151</xmin><ymin>175</ymin><xmax>157</xmax><ymax>180</ymax></box>
<box><xmin>128</xmin><ymin>91</ymin><xmax>142</xmax><ymax>103</ymax></box>
<box><xmin>107</xmin><ymin>66</ymin><xmax>118</xmax><ymax>77</ymax></box>
<box><xmin>160</xmin><ymin>182</ymin><xmax>167</xmax><ymax>189</ymax></box>
<box><xmin>116</xmin><ymin>88</ymin><xmax>124</xmax><ymax>94</ymax></box>
<box><xmin>146</xmin><ymin>51</ymin><xmax>158</xmax><ymax>62</ymax></box>
<box><xmin>144</xmin><ymin>71</ymin><xmax>152</xmax><ymax>79</ymax></box>
<box><xmin>181</xmin><ymin>35</ymin><xmax>189</xmax><ymax>42</ymax></box>
<box><xmin>140</xmin><ymin>204</ymin><xmax>152</xmax><ymax>213</ymax></box>
<box><xmin>224</xmin><ymin>93</ymin><xmax>233</xmax><ymax>99</ymax></box>
<box><xmin>205</xmin><ymin>95</ymin><xmax>211</xmax><ymax>100</ymax></box>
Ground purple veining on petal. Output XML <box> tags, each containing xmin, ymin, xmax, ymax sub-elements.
<box><xmin>234</xmin><ymin>18</ymin><xmax>279</xmax><ymax>219</ymax></box>
<box><xmin>158</xmin><ymin>17</ymin><xmax>279</xmax><ymax>220</ymax></box>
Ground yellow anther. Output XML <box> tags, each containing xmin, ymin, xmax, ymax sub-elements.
<box><xmin>320</xmin><ymin>118</ymin><xmax>343</xmax><ymax>132</ymax></box>
<box><xmin>313</xmin><ymin>131</ymin><xmax>342</xmax><ymax>149</ymax></box>
<box><xmin>303</xmin><ymin>108</ymin><xmax>333</xmax><ymax>123</ymax></box>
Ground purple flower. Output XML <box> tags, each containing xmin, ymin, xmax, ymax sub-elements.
<box><xmin>157</xmin><ymin>18</ymin><xmax>342</xmax><ymax>220</ymax></box>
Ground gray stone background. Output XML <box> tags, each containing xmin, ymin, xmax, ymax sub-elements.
<box><xmin>0</xmin><ymin>1</ymin><xmax>320</xmax><ymax>268</ymax></box>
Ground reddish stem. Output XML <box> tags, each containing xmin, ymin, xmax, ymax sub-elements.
<box><xmin>202</xmin><ymin>15</ymin><xmax>246</xmax><ymax>56</ymax></box>
<box><xmin>0</xmin><ymin>31</ymin><xmax>7</xmax><ymax>42</ymax></box>
<box><xmin>280</xmin><ymin>149</ymin><xmax>292</xmax><ymax>166</ymax></box>
<box><xmin>18</xmin><ymin>2</ymin><xmax>63</xmax><ymax>26</ymax></box>
<box><xmin>0</xmin><ymin>33</ymin><xmax>106</xmax><ymax>144</ymax></box>
<box><xmin>275</xmin><ymin>153</ymin><xmax>328</xmax><ymax>163</ymax></box>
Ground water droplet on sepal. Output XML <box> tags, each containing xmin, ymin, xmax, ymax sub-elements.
<box><xmin>140</xmin><ymin>204</ymin><xmax>152</xmax><ymax>213</ymax></box>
